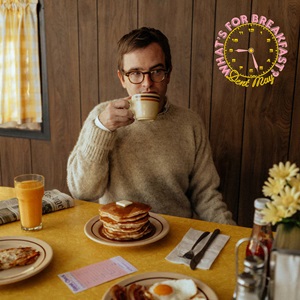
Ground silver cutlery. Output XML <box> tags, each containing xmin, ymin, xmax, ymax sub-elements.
<box><xmin>181</xmin><ymin>231</ymin><xmax>210</xmax><ymax>259</ymax></box>
<box><xmin>190</xmin><ymin>228</ymin><xmax>220</xmax><ymax>270</ymax></box>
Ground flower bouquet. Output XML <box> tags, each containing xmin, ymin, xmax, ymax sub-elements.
<box><xmin>261</xmin><ymin>161</ymin><xmax>300</xmax><ymax>250</ymax></box>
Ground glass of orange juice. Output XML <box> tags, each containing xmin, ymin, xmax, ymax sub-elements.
<box><xmin>14</xmin><ymin>174</ymin><xmax>44</xmax><ymax>231</ymax></box>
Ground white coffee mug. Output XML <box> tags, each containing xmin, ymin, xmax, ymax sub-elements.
<box><xmin>130</xmin><ymin>93</ymin><xmax>160</xmax><ymax>121</ymax></box>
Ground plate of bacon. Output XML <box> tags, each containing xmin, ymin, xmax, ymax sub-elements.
<box><xmin>0</xmin><ymin>236</ymin><xmax>53</xmax><ymax>285</ymax></box>
<box><xmin>103</xmin><ymin>272</ymin><xmax>218</xmax><ymax>299</ymax></box>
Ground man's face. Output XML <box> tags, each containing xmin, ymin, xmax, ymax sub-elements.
<box><xmin>118</xmin><ymin>42</ymin><xmax>171</xmax><ymax>112</ymax></box>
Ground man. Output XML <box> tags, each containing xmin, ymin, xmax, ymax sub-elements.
<box><xmin>67</xmin><ymin>27</ymin><xmax>235</xmax><ymax>225</ymax></box>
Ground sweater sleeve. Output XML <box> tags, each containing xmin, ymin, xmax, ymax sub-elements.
<box><xmin>67</xmin><ymin>103</ymin><xmax>116</xmax><ymax>201</ymax></box>
<box><xmin>188</xmin><ymin>118</ymin><xmax>236</xmax><ymax>225</ymax></box>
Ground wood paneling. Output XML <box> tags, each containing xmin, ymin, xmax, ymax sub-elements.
<box><xmin>32</xmin><ymin>0</ymin><xmax>81</xmax><ymax>192</ymax></box>
<box><xmin>210</xmin><ymin>0</ymin><xmax>251</xmax><ymax>220</ymax></box>
<box><xmin>78</xmin><ymin>0</ymin><xmax>99</xmax><ymax>121</ymax></box>
<box><xmin>239</xmin><ymin>0</ymin><xmax>300</xmax><ymax>224</ymax></box>
<box><xmin>290</xmin><ymin>36</ymin><xmax>300</xmax><ymax>166</ymax></box>
<box><xmin>139</xmin><ymin>0</ymin><xmax>193</xmax><ymax>109</ymax></box>
<box><xmin>0</xmin><ymin>139</ymin><xmax>31</xmax><ymax>186</ymax></box>
<box><xmin>0</xmin><ymin>0</ymin><xmax>299</xmax><ymax>227</ymax></box>
<box><xmin>98</xmin><ymin>0</ymin><xmax>137</xmax><ymax>102</ymax></box>
<box><xmin>190</xmin><ymin>0</ymin><xmax>216</xmax><ymax>129</ymax></box>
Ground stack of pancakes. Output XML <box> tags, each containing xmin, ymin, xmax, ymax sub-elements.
<box><xmin>99</xmin><ymin>201</ymin><xmax>153</xmax><ymax>241</ymax></box>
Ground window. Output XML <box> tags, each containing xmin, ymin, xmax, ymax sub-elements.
<box><xmin>0</xmin><ymin>0</ymin><xmax>50</xmax><ymax>140</ymax></box>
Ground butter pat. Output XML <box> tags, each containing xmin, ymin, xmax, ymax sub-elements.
<box><xmin>116</xmin><ymin>200</ymin><xmax>133</xmax><ymax>207</ymax></box>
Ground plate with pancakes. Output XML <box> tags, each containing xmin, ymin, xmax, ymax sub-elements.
<box><xmin>84</xmin><ymin>201</ymin><xmax>170</xmax><ymax>247</ymax></box>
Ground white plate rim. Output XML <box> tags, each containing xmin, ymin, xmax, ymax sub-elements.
<box><xmin>84</xmin><ymin>212</ymin><xmax>169</xmax><ymax>247</ymax></box>
<box><xmin>0</xmin><ymin>236</ymin><xmax>53</xmax><ymax>285</ymax></box>
<box><xmin>102</xmin><ymin>271</ymin><xmax>218</xmax><ymax>300</ymax></box>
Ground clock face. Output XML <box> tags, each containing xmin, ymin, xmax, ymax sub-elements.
<box><xmin>224</xmin><ymin>23</ymin><xmax>278</xmax><ymax>78</ymax></box>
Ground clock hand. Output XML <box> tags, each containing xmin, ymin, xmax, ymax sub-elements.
<box><xmin>251</xmin><ymin>53</ymin><xmax>259</xmax><ymax>72</ymax></box>
<box><xmin>235</xmin><ymin>49</ymin><xmax>249</xmax><ymax>52</ymax></box>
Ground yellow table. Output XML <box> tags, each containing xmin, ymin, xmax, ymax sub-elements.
<box><xmin>0</xmin><ymin>187</ymin><xmax>251</xmax><ymax>299</ymax></box>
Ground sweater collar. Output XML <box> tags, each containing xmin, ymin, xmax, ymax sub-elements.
<box><xmin>159</xmin><ymin>97</ymin><xmax>170</xmax><ymax>115</ymax></box>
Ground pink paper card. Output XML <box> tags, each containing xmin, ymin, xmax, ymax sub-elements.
<box><xmin>58</xmin><ymin>256</ymin><xmax>137</xmax><ymax>293</ymax></box>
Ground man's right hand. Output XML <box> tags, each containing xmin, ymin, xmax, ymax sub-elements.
<box><xmin>98</xmin><ymin>97</ymin><xmax>134</xmax><ymax>131</ymax></box>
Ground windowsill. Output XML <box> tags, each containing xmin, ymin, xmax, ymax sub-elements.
<box><xmin>0</xmin><ymin>121</ymin><xmax>41</xmax><ymax>131</ymax></box>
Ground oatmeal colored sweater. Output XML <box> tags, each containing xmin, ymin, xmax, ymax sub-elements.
<box><xmin>67</xmin><ymin>100</ymin><xmax>235</xmax><ymax>225</ymax></box>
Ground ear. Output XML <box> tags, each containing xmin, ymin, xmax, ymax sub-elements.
<box><xmin>165</xmin><ymin>67</ymin><xmax>172</xmax><ymax>84</ymax></box>
<box><xmin>117</xmin><ymin>70</ymin><xmax>126</xmax><ymax>88</ymax></box>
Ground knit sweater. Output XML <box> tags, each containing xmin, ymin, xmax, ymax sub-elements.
<box><xmin>67</xmin><ymin>100</ymin><xmax>235</xmax><ymax>225</ymax></box>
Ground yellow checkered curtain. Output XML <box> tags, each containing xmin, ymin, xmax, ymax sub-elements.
<box><xmin>0</xmin><ymin>0</ymin><xmax>42</xmax><ymax>125</ymax></box>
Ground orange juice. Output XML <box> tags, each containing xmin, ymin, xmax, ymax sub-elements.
<box><xmin>15</xmin><ymin>179</ymin><xmax>44</xmax><ymax>230</ymax></box>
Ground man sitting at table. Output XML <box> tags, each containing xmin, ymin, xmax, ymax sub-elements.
<box><xmin>67</xmin><ymin>27</ymin><xmax>236</xmax><ymax>225</ymax></box>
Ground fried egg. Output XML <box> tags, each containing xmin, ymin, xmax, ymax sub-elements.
<box><xmin>148</xmin><ymin>279</ymin><xmax>198</xmax><ymax>300</ymax></box>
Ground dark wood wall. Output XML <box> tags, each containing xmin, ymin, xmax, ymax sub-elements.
<box><xmin>0</xmin><ymin>0</ymin><xmax>299</xmax><ymax>227</ymax></box>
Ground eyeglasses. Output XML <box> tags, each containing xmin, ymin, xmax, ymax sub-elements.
<box><xmin>123</xmin><ymin>69</ymin><xmax>169</xmax><ymax>84</ymax></box>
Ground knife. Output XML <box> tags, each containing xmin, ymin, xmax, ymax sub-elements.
<box><xmin>190</xmin><ymin>228</ymin><xmax>220</xmax><ymax>270</ymax></box>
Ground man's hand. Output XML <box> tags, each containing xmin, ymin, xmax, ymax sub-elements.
<box><xmin>98</xmin><ymin>97</ymin><xmax>134</xmax><ymax>131</ymax></box>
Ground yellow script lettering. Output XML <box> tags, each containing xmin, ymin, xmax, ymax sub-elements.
<box><xmin>252</xmin><ymin>75</ymin><xmax>275</xmax><ymax>87</ymax></box>
<box><xmin>226</xmin><ymin>70</ymin><xmax>250</xmax><ymax>87</ymax></box>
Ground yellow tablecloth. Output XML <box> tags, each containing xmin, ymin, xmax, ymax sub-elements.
<box><xmin>0</xmin><ymin>187</ymin><xmax>251</xmax><ymax>299</ymax></box>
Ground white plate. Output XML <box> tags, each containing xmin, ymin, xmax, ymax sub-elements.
<box><xmin>102</xmin><ymin>271</ymin><xmax>218</xmax><ymax>300</ymax></box>
<box><xmin>84</xmin><ymin>212</ymin><xmax>169</xmax><ymax>247</ymax></box>
<box><xmin>0</xmin><ymin>236</ymin><xmax>53</xmax><ymax>285</ymax></box>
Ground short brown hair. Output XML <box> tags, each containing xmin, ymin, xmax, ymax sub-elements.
<box><xmin>117</xmin><ymin>27</ymin><xmax>172</xmax><ymax>72</ymax></box>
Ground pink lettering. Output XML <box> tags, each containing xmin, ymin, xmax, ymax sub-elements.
<box><xmin>214</xmin><ymin>40</ymin><xmax>224</xmax><ymax>48</ymax></box>
<box><xmin>259</xmin><ymin>16</ymin><xmax>267</xmax><ymax>26</ymax></box>
<box><xmin>278</xmin><ymin>56</ymin><xmax>287</xmax><ymax>64</ymax></box>
<box><xmin>278</xmin><ymin>41</ymin><xmax>288</xmax><ymax>48</ymax></box>
<box><xmin>215</xmin><ymin>47</ymin><xmax>224</xmax><ymax>56</ymax></box>
<box><xmin>271</xmin><ymin>69</ymin><xmax>280</xmax><ymax>77</ymax></box>
<box><xmin>278</xmin><ymin>47</ymin><xmax>288</xmax><ymax>56</ymax></box>
<box><xmin>265</xmin><ymin>19</ymin><xmax>274</xmax><ymax>29</ymax></box>
<box><xmin>270</xmin><ymin>26</ymin><xmax>280</xmax><ymax>36</ymax></box>
<box><xmin>251</xmin><ymin>14</ymin><xmax>259</xmax><ymax>23</ymax></box>
<box><xmin>275</xmin><ymin>63</ymin><xmax>285</xmax><ymax>72</ymax></box>
<box><xmin>276</xmin><ymin>32</ymin><xmax>286</xmax><ymax>43</ymax></box>
<box><xmin>231</xmin><ymin>17</ymin><xmax>241</xmax><ymax>27</ymax></box>
<box><xmin>225</xmin><ymin>21</ymin><xmax>232</xmax><ymax>31</ymax></box>
<box><xmin>219</xmin><ymin>65</ymin><xmax>231</xmax><ymax>76</ymax></box>
<box><xmin>240</xmin><ymin>15</ymin><xmax>248</xmax><ymax>24</ymax></box>
<box><xmin>216</xmin><ymin>57</ymin><xmax>226</xmax><ymax>66</ymax></box>
<box><xmin>218</xmin><ymin>30</ymin><xmax>227</xmax><ymax>39</ymax></box>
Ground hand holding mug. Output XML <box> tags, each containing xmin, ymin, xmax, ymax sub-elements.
<box><xmin>99</xmin><ymin>97</ymin><xmax>134</xmax><ymax>131</ymax></box>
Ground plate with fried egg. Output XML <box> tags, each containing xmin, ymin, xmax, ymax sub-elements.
<box><xmin>102</xmin><ymin>271</ymin><xmax>218</xmax><ymax>300</ymax></box>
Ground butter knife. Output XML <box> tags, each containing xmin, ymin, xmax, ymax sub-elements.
<box><xmin>190</xmin><ymin>228</ymin><xmax>220</xmax><ymax>270</ymax></box>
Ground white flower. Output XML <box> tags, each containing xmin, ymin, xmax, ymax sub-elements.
<box><xmin>262</xmin><ymin>177</ymin><xmax>285</xmax><ymax>198</ymax></box>
<box><xmin>269</xmin><ymin>161</ymin><xmax>299</xmax><ymax>181</ymax></box>
<box><xmin>262</xmin><ymin>162</ymin><xmax>300</xmax><ymax>225</ymax></box>
<box><xmin>262</xmin><ymin>202</ymin><xmax>283</xmax><ymax>225</ymax></box>
<box><xmin>290</xmin><ymin>174</ymin><xmax>300</xmax><ymax>192</ymax></box>
<box><xmin>272</xmin><ymin>186</ymin><xmax>300</xmax><ymax>213</ymax></box>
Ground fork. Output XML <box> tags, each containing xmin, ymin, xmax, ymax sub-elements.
<box><xmin>181</xmin><ymin>231</ymin><xmax>210</xmax><ymax>259</ymax></box>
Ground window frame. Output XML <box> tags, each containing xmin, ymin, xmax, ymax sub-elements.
<box><xmin>0</xmin><ymin>0</ymin><xmax>50</xmax><ymax>140</ymax></box>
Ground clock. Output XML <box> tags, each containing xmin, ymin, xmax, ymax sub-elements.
<box><xmin>224</xmin><ymin>23</ymin><xmax>279</xmax><ymax>78</ymax></box>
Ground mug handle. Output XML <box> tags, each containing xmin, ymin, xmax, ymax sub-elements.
<box><xmin>128</xmin><ymin>99</ymin><xmax>135</xmax><ymax>116</ymax></box>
